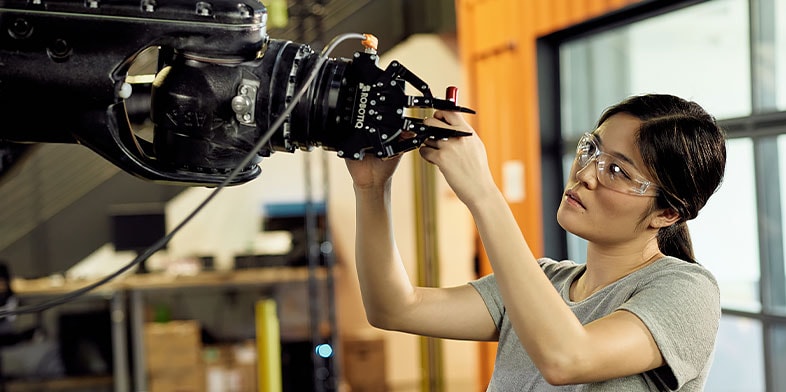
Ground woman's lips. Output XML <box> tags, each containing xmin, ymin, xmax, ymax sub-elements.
<box><xmin>565</xmin><ymin>189</ymin><xmax>585</xmax><ymax>209</ymax></box>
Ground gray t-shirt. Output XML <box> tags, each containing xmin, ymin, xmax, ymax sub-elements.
<box><xmin>469</xmin><ymin>257</ymin><xmax>720</xmax><ymax>391</ymax></box>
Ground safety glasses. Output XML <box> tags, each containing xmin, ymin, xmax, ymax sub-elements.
<box><xmin>574</xmin><ymin>132</ymin><xmax>660</xmax><ymax>197</ymax></box>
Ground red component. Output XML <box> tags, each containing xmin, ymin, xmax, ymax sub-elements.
<box><xmin>446</xmin><ymin>86</ymin><xmax>458</xmax><ymax>103</ymax></box>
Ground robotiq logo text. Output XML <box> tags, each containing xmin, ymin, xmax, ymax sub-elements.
<box><xmin>354</xmin><ymin>83</ymin><xmax>372</xmax><ymax>129</ymax></box>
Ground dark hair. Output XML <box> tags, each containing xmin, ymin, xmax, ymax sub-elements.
<box><xmin>597</xmin><ymin>94</ymin><xmax>727</xmax><ymax>263</ymax></box>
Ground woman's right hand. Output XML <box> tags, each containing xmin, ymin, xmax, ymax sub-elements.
<box><xmin>345</xmin><ymin>154</ymin><xmax>403</xmax><ymax>191</ymax></box>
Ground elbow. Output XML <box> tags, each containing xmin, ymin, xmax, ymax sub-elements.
<box><xmin>537</xmin><ymin>353</ymin><xmax>586</xmax><ymax>386</ymax></box>
<box><xmin>365</xmin><ymin>313</ymin><xmax>387</xmax><ymax>330</ymax></box>
<box><xmin>364</xmin><ymin>308</ymin><xmax>397</xmax><ymax>331</ymax></box>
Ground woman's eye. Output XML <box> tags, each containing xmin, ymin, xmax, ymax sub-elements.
<box><xmin>608</xmin><ymin>163</ymin><xmax>632</xmax><ymax>180</ymax></box>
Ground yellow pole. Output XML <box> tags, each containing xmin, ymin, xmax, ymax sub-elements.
<box><xmin>256</xmin><ymin>299</ymin><xmax>282</xmax><ymax>392</ymax></box>
<box><xmin>413</xmin><ymin>152</ymin><xmax>444</xmax><ymax>392</ymax></box>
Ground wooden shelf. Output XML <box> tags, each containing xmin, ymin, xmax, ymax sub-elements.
<box><xmin>5</xmin><ymin>375</ymin><xmax>113</xmax><ymax>392</ymax></box>
<box><xmin>12</xmin><ymin>266</ymin><xmax>326</xmax><ymax>297</ymax></box>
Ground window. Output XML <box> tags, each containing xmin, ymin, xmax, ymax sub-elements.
<box><xmin>692</xmin><ymin>138</ymin><xmax>760</xmax><ymax>311</ymax></box>
<box><xmin>543</xmin><ymin>0</ymin><xmax>786</xmax><ymax>389</ymax></box>
<box><xmin>706</xmin><ymin>315</ymin><xmax>765</xmax><ymax>391</ymax></box>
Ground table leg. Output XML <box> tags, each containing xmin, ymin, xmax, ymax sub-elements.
<box><xmin>130</xmin><ymin>290</ymin><xmax>147</xmax><ymax>392</ymax></box>
<box><xmin>110</xmin><ymin>291</ymin><xmax>130</xmax><ymax>392</ymax></box>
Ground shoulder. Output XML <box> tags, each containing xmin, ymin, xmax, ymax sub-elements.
<box><xmin>639</xmin><ymin>257</ymin><xmax>719</xmax><ymax>293</ymax></box>
<box><xmin>538</xmin><ymin>257</ymin><xmax>582</xmax><ymax>274</ymax></box>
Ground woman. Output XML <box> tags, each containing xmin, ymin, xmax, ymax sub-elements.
<box><xmin>346</xmin><ymin>94</ymin><xmax>726</xmax><ymax>390</ymax></box>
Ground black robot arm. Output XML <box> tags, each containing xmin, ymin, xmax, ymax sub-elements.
<box><xmin>0</xmin><ymin>0</ymin><xmax>474</xmax><ymax>187</ymax></box>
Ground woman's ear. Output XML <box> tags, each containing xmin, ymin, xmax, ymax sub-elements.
<box><xmin>651</xmin><ymin>207</ymin><xmax>681</xmax><ymax>229</ymax></box>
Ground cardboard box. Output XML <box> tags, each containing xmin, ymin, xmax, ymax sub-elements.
<box><xmin>342</xmin><ymin>335</ymin><xmax>386</xmax><ymax>392</ymax></box>
<box><xmin>144</xmin><ymin>320</ymin><xmax>202</xmax><ymax>372</ymax></box>
<box><xmin>149</xmin><ymin>365</ymin><xmax>205</xmax><ymax>392</ymax></box>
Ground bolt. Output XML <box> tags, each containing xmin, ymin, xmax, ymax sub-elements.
<box><xmin>236</xmin><ymin>4</ymin><xmax>252</xmax><ymax>18</ymax></box>
<box><xmin>47</xmin><ymin>38</ymin><xmax>72</xmax><ymax>61</ymax></box>
<box><xmin>142</xmin><ymin>0</ymin><xmax>156</xmax><ymax>12</ymax></box>
<box><xmin>9</xmin><ymin>18</ymin><xmax>33</xmax><ymax>39</ymax></box>
<box><xmin>231</xmin><ymin>95</ymin><xmax>252</xmax><ymax>114</ymax></box>
<box><xmin>196</xmin><ymin>2</ymin><xmax>213</xmax><ymax>16</ymax></box>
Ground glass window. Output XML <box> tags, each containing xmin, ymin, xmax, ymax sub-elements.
<box><xmin>560</xmin><ymin>33</ymin><xmax>631</xmax><ymax>139</ymax></box>
<box><xmin>773</xmin><ymin>323</ymin><xmax>786</xmax><ymax>391</ymax></box>
<box><xmin>778</xmin><ymin>0</ymin><xmax>786</xmax><ymax>110</ymax></box>
<box><xmin>691</xmin><ymin>138</ymin><xmax>761</xmax><ymax>311</ymax></box>
<box><xmin>779</xmin><ymin>134</ymin><xmax>786</xmax><ymax>312</ymax></box>
<box><xmin>560</xmin><ymin>0</ymin><xmax>751</xmax><ymax>129</ymax></box>
<box><xmin>706</xmin><ymin>315</ymin><xmax>765</xmax><ymax>391</ymax></box>
<box><xmin>628</xmin><ymin>0</ymin><xmax>751</xmax><ymax>119</ymax></box>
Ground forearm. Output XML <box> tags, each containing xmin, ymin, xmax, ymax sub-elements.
<box><xmin>466</xmin><ymin>189</ymin><xmax>589</xmax><ymax>375</ymax></box>
<box><xmin>353</xmin><ymin>183</ymin><xmax>417</xmax><ymax>329</ymax></box>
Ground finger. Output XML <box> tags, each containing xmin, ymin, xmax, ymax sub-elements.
<box><xmin>423</xmin><ymin>116</ymin><xmax>450</xmax><ymax>128</ymax></box>
<box><xmin>422</xmin><ymin>140</ymin><xmax>440</xmax><ymax>149</ymax></box>
<box><xmin>439</xmin><ymin>110</ymin><xmax>469</xmax><ymax>127</ymax></box>
<box><xmin>418</xmin><ymin>145</ymin><xmax>437</xmax><ymax>164</ymax></box>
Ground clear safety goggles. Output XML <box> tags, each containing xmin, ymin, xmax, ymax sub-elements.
<box><xmin>574</xmin><ymin>132</ymin><xmax>660</xmax><ymax>197</ymax></box>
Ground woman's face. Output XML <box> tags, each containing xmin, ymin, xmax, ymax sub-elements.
<box><xmin>556</xmin><ymin>113</ymin><xmax>658</xmax><ymax>246</ymax></box>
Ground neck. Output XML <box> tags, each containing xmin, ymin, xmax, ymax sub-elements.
<box><xmin>571</xmin><ymin>240</ymin><xmax>663</xmax><ymax>301</ymax></box>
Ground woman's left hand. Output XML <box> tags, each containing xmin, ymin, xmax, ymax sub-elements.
<box><xmin>419</xmin><ymin>110</ymin><xmax>497</xmax><ymax>206</ymax></box>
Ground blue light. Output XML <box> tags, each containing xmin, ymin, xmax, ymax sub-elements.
<box><xmin>315</xmin><ymin>343</ymin><xmax>333</xmax><ymax>358</ymax></box>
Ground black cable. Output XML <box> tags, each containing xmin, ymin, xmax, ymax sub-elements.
<box><xmin>0</xmin><ymin>32</ymin><xmax>366</xmax><ymax>317</ymax></box>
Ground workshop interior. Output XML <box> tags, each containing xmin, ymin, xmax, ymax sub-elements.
<box><xmin>2</xmin><ymin>0</ymin><xmax>786</xmax><ymax>391</ymax></box>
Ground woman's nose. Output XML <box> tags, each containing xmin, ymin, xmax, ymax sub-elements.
<box><xmin>575</xmin><ymin>159</ymin><xmax>599</xmax><ymax>189</ymax></box>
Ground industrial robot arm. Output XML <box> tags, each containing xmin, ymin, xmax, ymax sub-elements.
<box><xmin>0</xmin><ymin>0</ymin><xmax>474</xmax><ymax>187</ymax></box>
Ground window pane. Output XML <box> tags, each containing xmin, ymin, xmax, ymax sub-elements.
<box><xmin>773</xmin><ymin>323</ymin><xmax>786</xmax><ymax>391</ymax></box>
<box><xmin>778</xmin><ymin>0</ymin><xmax>786</xmax><ymax>110</ymax></box>
<box><xmin>691</xmin><ymin>138</ymin><xmax>761</xmax><ymax>311</ymax></box>
<box><xmin>560</xmin><ymin>0</ymin><xmax>751</xmax><ymax>129</ymax></box>
<box><xmin>560</xmin><ymin>33</ymin><xmax>631</xmax><ymax>139</ymax></box>
<box><xmin>628</xmin><ymin>0</ymin><xmax>750</xmax><ymax>119</ymax></box>
<box><xmin>706</xmin><ymin>315</ymin><xmax>765</xmax><ymax>391</ymax></box>
<box><xmin>779</xmin><ymin>134</ymin><xmax>786</xmax><ymax>313</ymax></box>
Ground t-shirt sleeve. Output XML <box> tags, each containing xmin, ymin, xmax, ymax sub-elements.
<box><xmin>617</xmin><ymin>263</ymin><xmax>721</xmax><ymax>390</ymax></box>
<box><xmin>468</xmin><ymin>273</ymin><xmax>504</xmax><ymax>330</ymax></box>
<box><xmin>468</xmin><ymin>258</ymin><xmax>562</xmax><ymax>331</ymax></box>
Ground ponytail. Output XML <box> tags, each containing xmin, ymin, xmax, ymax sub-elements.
<box><xmin>657</xmin><ymin>222</ymin><xmax>696</xmax><ymax>264</ymax></box>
